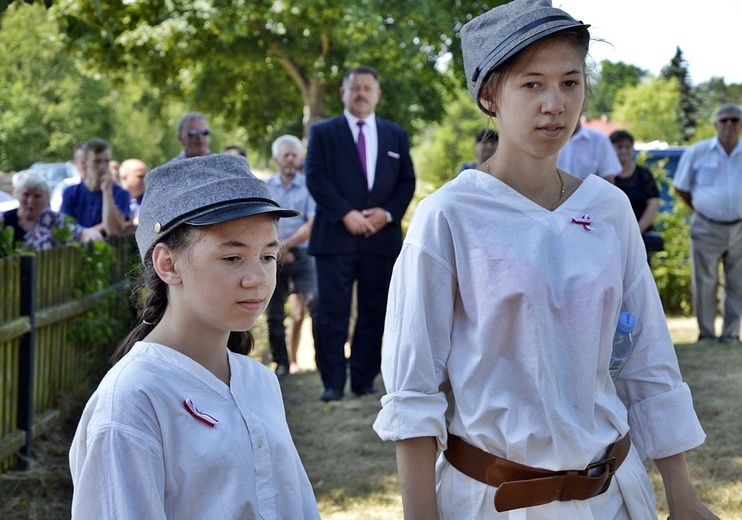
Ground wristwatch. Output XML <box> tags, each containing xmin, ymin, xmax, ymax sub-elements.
<box><xmin>384</xmin><ymin>211</ymin><xmax>393</xmax><ymax>224</ymax></box>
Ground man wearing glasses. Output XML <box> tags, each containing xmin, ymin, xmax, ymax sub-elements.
<box><xmin>172</xmin><ymin>112</ymin><xmax>212</xmax><ymax>160</ymax></box>
<box><xmin>674</xmin><ymin>103</ymin><xmax>742</xmax><ymax>345</ymax></box>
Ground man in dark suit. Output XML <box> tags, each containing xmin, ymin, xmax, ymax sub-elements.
<box><xmin>305</xmin><ymin>65</ymin><xmax>416</xmax><ymax>402</ymax></box>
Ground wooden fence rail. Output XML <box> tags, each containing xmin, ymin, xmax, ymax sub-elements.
<box><xmin>0</xmin><ymin>235</ymin><xmax>136</xmax><ymax>470</ymax></box>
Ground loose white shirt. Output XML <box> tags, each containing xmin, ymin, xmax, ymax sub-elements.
<box><xmin>70</xmin><ymin>342</ymin><xmax>319</xmax><ymax>520</ymax></box>
<box><xmin>557</xmin><ymin>126</ymin><xmax>621</xmax><ymax>180</ymax></box>
<box><xmin>374</xmin><ymin>171</ymin><xmax>705</xmax><ymax>519</ymax></box>
<box><xmin>673</xmin><ymin>136</ymin><xmax>742</xmax><ymax>222</ymax></box>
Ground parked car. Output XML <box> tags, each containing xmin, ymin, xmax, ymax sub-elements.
<box><xmin>634</xmin><ymin>145</ymin><xmax>687</xmax><ymax>212</ymax></box>
<box><xmin>29</xmin><ymin>162</ymin><xmax>77</xmax><ymax>193</ymax></box>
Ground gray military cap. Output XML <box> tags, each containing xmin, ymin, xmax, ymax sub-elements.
<box><xmin>135</xmin><ymin>154</ymin><xmax>299</xmax><ymax>261</ymax></box>
<box><xmin>461</xmin><ymin>0</ymin><xmax>590</xmax><ymax>116</ymax></box>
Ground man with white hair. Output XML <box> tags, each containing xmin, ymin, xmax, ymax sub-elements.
<box><xmin>674</xmin><ymin>103</ymin><xmax>742</xmax><ymax>344</ymax></box>
<box><xmin>264</xmin><ymin>134</ymin><xmax>318</xmax><ymax>376</ymax></box>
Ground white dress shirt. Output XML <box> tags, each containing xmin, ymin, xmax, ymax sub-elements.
<box><xmin>673</xmin><ymin>136</ymin><xmax>742</xmax><ymax>221</ymax></box>
<box><xmin>557</xmin><ymin>125</ymin><xmax>622</xmax><ymax>180</ymax></box>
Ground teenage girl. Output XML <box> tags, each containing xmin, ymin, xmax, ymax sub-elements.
<box><xmin>373</xmin><ymin>0</ymin><xmax>719</xmax><ymax>518</ymax></box>
<box><xmin>70</xmin><ymin>154</ymin><xmax>320</xmax><ymax>519</ymax></box>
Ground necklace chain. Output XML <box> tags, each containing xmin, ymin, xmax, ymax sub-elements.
<box><xmin>485</xmin><ymin>159</ymin><xmax>566</xmax><ymax>210</ymax></box>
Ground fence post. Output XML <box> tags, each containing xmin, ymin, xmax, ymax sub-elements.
<box><xmin>17</xmin><ymin>254</ymin><xmax>35</xmax><ymax>469</ymax></box>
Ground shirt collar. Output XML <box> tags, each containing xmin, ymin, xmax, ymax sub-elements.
<box><xmin>344</xmin><ymin>109</ymin><xmax>376</xmax><ymax>130</ymax></box>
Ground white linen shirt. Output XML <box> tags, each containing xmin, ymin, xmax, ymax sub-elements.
<box><xmin>673</xmin><ymin>136</ymin><xmax>742</xmax><ymax>221</ymax></box>
<box><xmin>70</xmin><ymin>342</ymin><xmax>319</xmax><ymax>520</ymax></box>
<box><xmin>373</xmin><ymin>171</ymin><xmax>705</xmax><ymax>519</ymax></box>
<box><xmin>557</xmin><ymin>125</ymin><xmax>622</xmax><ymax>180</ymax></box>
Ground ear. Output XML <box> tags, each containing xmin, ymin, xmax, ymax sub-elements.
<box><xmin>152</xmin><ymin>243</ymin><xmax>182</xmax><ymax>286</ymax></box>
<box><xmin>478</xmin><ymin>96</ymin><xmax>496</xmax><ymax>114</ymax></box>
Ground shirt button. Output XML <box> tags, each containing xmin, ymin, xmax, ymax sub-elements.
<box><xmin>258</xmin><ymin>439</ymin><xmax>263</xmax><ymax>449</ymax></box>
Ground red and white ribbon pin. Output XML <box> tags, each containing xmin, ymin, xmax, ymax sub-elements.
<box><xmin>183</xmin><ymin>398</ymin><xmax>218</xmax><ymax>428</ymax></box>
<box><xmin>571</xmin><ymin>214</ymin><xmax>593</xmax><ymax>231</ymax></box>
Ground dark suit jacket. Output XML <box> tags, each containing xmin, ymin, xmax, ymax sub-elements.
<box><xmin>305</xmin><ymin>114</ymin><xmax>415</xmax><ymax>257</ymax></box>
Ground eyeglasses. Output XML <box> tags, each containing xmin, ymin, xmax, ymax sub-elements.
<box><xmin>187</xmin><ymin>129</ymin><xmax>211</xmax><ymax>137</ymax></box>
<box><xmin>718</xmin><ymin>118</ymin><xmax>740</xmax><ymax>125</ymax></box>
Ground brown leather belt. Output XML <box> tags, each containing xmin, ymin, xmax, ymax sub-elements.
<box><xmin>444</xmin><ymin>433</ymin><xmax>631</xmax><ymax>512</ymax></box>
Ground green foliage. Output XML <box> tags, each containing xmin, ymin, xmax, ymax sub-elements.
<box><xmin>412</xmin><ymin>88</ymin><xmax>494</xmax><ymax>188</ymax></box>
<box><xmin>660</xmin><ymin>48</ymin><xmax>700</xmax><ymax>144</ymax></box>
<box><xmin>69</xmin><ymin>239</ymin><xmax>121</xmax><ymax>346</ymax></box>
<box><xmin>51</xmin><ymin>0</ymin><xmax>498</xmax><ymax>147</ymax></box>
<box><xmin>635</xmin><ymin>154</ymin><xmax>693</xmax><ymax>316</ymax></box>
<box><xmin>588</xmin><ymin>60</ymin><xmax>646</xmax><ymax>118</ymax></box>
<box><xmin>612</xmin><ymin>77</ymin><xmax>682</xmax><ymax>144</ymax></box>
<box><xmin>0</xmin><ymin>2</ymin><xmax>112</xmax><ymax>170</ymax></box>
<box><xmin>0</xmin><ymin>224</ymin><xmax>14</xmax><ymax>257</ymax></box>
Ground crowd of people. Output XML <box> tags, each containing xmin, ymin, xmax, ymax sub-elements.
<box><xmin>2</xmin><ymin>0</ymin><xmax>738</xmax><ymax>516</ymax></box>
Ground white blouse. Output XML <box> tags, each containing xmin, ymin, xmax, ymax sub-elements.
<box><xmin>70</xmin><ymin>342</ymin><xmax>319</xmax><ymax>519</ymax></box>
<box><xmin>374</xmin><ymin>171</ymin><xmax>705</xmax><ymax>519</ymax></box>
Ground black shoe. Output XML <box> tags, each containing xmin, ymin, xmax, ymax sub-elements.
<box><xmin>275</xmin><ymin>365</ymin><xmax>289</xmax><ymax>378</ymax></box>
<box><xmin>320</xmin><ymin>388</ymin><xmax>343</xmax><ymax>402</ymax></box>
<box><xmin>352</xmin><ymin>386</ymin><xmax>378</xmax><ymax>397</ymax></box>
<box><xmin>697</xmin><ymin>335</ymin><xmax>717</xmax><ymax>344</ymax></box>
<box><xmin>719</xmin><ymin>336</ymin><xmax>741</xmax><ymax>345</ymax></box>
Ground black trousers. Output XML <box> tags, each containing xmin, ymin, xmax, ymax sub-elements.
<box><xmin>313</xmin><ymin>252</ymin><xmax>395</xmax><ymax>393</ymax></box>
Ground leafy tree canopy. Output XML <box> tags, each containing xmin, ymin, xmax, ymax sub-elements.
<box><xmin>51</xmin><ymin>0</ymin><xmax>498</xmax><ymax>153</ymax></box>
<box><xmin>612</xmin><ymin>76</ymin><xmax>682</xmax><ymax>145</ymax></box>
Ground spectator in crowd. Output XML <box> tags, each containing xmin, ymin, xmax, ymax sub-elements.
<box><xmin>69</xmin><ymin>154</ymin><xmax>319</xmax><ymax>519</ymax></box>
<box><xmin>119</xmin><ymin>158</ymin><xmax>148</xmax><ymax>226</ymax></box>
<box><xmin>172</xmin><ymin>112</ymin><xmax>211</xmax><ymax>160</ymax></box>
<box><xmin>305</xmin><ymin>64</ymin><xmax>416</xmax><ymax>402</ymax></box>
<box><xmin>373</xmin><ymin>1</ymin><xmax>718</xmax><ymax>518</ymax></box>
<box><xmin>60</xmin><ymin>138</ymin><xmax>131</xmax><ymax>236</ymax></box>
<box><xmin>558</xmin><ymin>120</ymin><xmax>621</xmax><ymax>183</ymax></box>
<box><xmin>458</xmin><ymin>128</ymin><xmax>499</xmax><ymax>173</ymax></box>
<box><xmin>224</xmin><ymin>145</ymin><xmax>248</xmax><ymax>158</ymax></box>
<box><xmin>50</xmin><ymin>141</ymin><xmax>86</xmax><ymax>212</ymax></box>
<box><xmin>610</xmin><ymin>129</ymin><xmax>661</xmax><ymax>258</ymax></box>
<box><xmin>265</xmin><ymin>134</ymin><xmax>318</xmax><ymax>377</ymax></box>
<box><xmin>0</xmin><ymin>170</ymin><xmax>101</xmax><ymax>250</ymax></box>
<box><xmin>674</xmin><ymin>103</ymin><xmax>742</xmax><ymax>345</ymax></box>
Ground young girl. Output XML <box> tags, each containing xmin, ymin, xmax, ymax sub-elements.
<box><xmin>373</xmin><ymin>0</ymin><xmax>719</xmax><ymax>518</ymax></box>
<box><xmin>70</xmin><ymin>154</ymin><xmax>320</xmax><ymax>519</ymax></box>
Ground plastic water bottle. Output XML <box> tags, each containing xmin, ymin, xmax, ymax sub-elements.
<box><xmin>609</xmin><ymin>312</ymin><xmax>637</xmax><ymax>378</ymax></box>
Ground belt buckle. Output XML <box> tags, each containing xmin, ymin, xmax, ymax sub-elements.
<box><xmin>586</xmin><ymin>456</ymin><xmax>617</xmax><ymax>494</ymax></box>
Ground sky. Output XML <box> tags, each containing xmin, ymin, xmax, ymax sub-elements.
<box><xmin>557</xmin><ymin>0</ymin><xmax>741</xmax><ymax>85</ymax></box>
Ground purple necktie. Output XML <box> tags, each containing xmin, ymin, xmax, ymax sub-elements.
<box><xmin>356</xmin><ymin>121</ymin><xmax>367</xmax><ymax>179</ymax></box>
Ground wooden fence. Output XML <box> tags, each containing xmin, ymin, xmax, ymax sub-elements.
<box><xmin>0</xmin><ymin>235</ymin><xmax>136</xmax><ymax>470</ymax></box>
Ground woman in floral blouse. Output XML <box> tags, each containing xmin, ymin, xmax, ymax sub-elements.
<box><xmin>1</xmin><ymin>171</ymin><xmax>101</xmax><ymax>250</ymax></box>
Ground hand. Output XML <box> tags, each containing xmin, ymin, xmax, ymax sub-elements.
<box><xmin>667</xmin><ymin>497</ymin><xmax>720</xmax><ymax>520</ymax></box>
<box><xmin>99</xmin><ymin>170</ymin><xmax>114</xmax><ymax>193</ymax></box>
<box><xmin>361</xmin><ymin>207</ymin><xmax>388</xmax><ymax>237</ymax></box>
<box><xmin>342</xmin><ymin>209</ymin><xmax>376</xmax><ymax>236</ymax></box>
<box><xmin>80</xmin><ymin>228</ymin><xmax>103</xmax><ymax>242</ymax></box>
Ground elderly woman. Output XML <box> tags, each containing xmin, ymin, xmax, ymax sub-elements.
<box><xmin>0</xmin><ymin>171</ymin><xmax>101</xmax><ymax>250</ymax></box>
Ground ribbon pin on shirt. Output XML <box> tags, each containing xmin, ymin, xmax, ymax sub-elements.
<box><xmin>183</xmin><ymin>398</ymin><xmax>219</xmax><ymax>428</ymax></box>
<box><xmin>571</xmin><ymin>214</ymin><xmax>593</xmax><ymax>231</ymax></box>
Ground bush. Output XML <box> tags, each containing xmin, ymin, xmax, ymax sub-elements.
<box><xmin>639</xmin><ymin>154</ymin><xmax>693</xmax><ymax>316</ymax></box>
